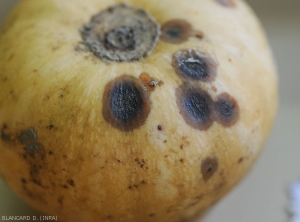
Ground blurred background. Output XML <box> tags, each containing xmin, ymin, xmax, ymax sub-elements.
<box><xmin>0</xmin><ymin>0</ymin><xmax>299</xmax><ymax>221</ymax></box>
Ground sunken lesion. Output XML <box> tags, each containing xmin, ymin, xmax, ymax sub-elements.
<box><xmin>176</xmin><ymin>83</ymin><xmax>214</xmax><ymax>131</ymax></box>
<box><xmin>81</xmin><ymin>4</ymin><xmax>160</xmax><ymax>63</ymax></box>
<box><xmin>214</xmin><ymin>93</ymin><xmax>239</xmax><ymax>127</ymax></box>
<box><xmin>172</xmin><ymin>50</ymin><xmax>217</xmax><ymax>82</ymax></box>
<box><xmin>102</xmin><ymin>75</ymin><xmax>151</xmax><ymax>132</ymax></box>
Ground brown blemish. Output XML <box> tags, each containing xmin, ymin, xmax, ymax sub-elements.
<box><xmin>172</xmin><ymin>50</ymin><xmax>217</xmax><ymax>82</ymax></box>
<box><xmin>47</xmin><ymin>124</ymin><xmax>54</xmax><ymax>129</ymax></box>
<box><xmin>211</xmin><ymin>86</ymin><xmax>217</xmax><ymax>93</ymax></box>
<box><xmin>193</xmin><ymin>30</ymin><xmax>204</xmax><ymax>39</ymax></box>
<box><xmin>149</xmin><ymin>214</ymin><xmax>155</xmax><ymax>217</ymax></box>
<box><xmin>214</xmin><ymin>0</ymin><xmax>236</xmax><ymax>7</ymax></box>
<box><xmin>81</xmin><ymin>4</ymin><xmax>160</xmax><ymax>63</ymax></box>
<box><xmin>201</xmin><ymin>157</ymin><xmax>218</xmax><ymax>181</ymax></box>
<box><xmin>67</xmin><ymin>180</ymin><xmax>75</xmax><ymax>187</ymax></box>
<box><xmin>238</xmin><ymin>157</ymin><xmax>244</xmax><ymax>163</ymax></box>
<box><xmin>213</xmin><ymin>93</ymin><xmax>239</xmax><ymax>127</ymax></box>
<box><xmin>21</xmin><ymin>178</ymin><xmax>27</xmax><ymax>184</ymax></box>
<box><xmin>139</xmin><ymin>72</ymin><xmax>162</xmax><ymax>92</ymax></box>
<box><xmin>176</xmin><ymin>83</ymin><xmax>214</xmax><ymax>131</ymax></box>
<box><xmin>161</xmin><ymin>19</ymin><xmax>193</xmax><ymax>44</ymax></box>
<box><xmin>102</xmin><ymin>75</ymin><xmax>151</xmax><ymax>132</ymax></box>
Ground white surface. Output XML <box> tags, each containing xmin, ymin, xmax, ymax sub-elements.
<box><xmin>1</xmin><ymin>0</ymin><xmax>300</xmax><ymax>222</ymax></box>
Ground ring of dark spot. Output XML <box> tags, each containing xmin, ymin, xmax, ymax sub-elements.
<box><xmin>176</xmin><ymin>83</ymin><xmax>214</xmax><ymax>130</ymax></box>
<box><xmin>201</xmin><ymin>157</ymin><xmax>218</xmax><ymax>181</ymax></box>
<box><xmin>214</xmin><ymin>0</ymin><xmax>236</xmax><ymax>7</ymax></box>
<box><xmin>214</xmin><ymin>93</ymin><xmax>239</xmax><ymax>127</ymax></box>
<box><xmin>81</xmin><ymin>4</ymin><xmax>160</xmax><ymax>62</ymax></box>
<box><xmin>160</xmin><ymin>19</ymin><xmax>192</xmax><ymax>44</ymax></box>
<box><xmin>172</xmin><ymin>50</ymin><xmax>217</xmax><ymax>82</ymax></box>
<box><xmin>102</xmin><ymin>75</ymin><xmax>151</xmax><ymax>131</ymax></box>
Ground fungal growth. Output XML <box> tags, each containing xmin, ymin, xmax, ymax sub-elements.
<box><xmin>201</xmin><ymin>157</ymin><xmax>218</xmax><ymax>181</ymax></box>
<box><xmin>160</xmin><ymin>19</ymin><xmax>192</xmax><ymax>44</ymax></box>
<box><xmin>172</xmin><ymin>50</ymin><xmax>217</xmax><ymax>82</ymax></box>
<box><xmin>214</xmin><ymin>93</ymin><xmax>239</xmax><ymax>127</ymax></box>
<box><xmin>176</xmin><ymin>83</ymin><xmax>214</xmax><ymax>130</ymax></box>
<box><xmin>18</xmin><ymin>128</ymin><xmax>37</xmax><ymax>144</ymax></box>
<box><xmin>102</xmin><ymin>75</ymin><xmax>151</xmax><ymax>131</ymax></box>
<box><xmin>81</xmin><ymin>4</ymin><xmax>160</xmax><ymax>62</ymax></box>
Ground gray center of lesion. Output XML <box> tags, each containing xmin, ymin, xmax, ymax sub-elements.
<box><xmin>105</xmin><ymin>26</ymin><xmax>136</xmax><ymax>51</ymax></box>
<box><xmin>81</xmin><ymin>4</ymin><xmax>160</xmax><ymax>63</ymax></box>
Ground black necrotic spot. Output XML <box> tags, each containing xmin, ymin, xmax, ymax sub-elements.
<box><xmin>178</xmin><ymin>58</ymin><xmax>208</xmax><ymax>80</ymax></box>
<box><xmin>172</xmin><ymin>50</ymin><xmax>217</xmax><ymax>82</ymax></box>
<box><xmin>102</xmin><ymin>75</ymin><xmax>151</xmax><ymax>131</ymax></box>
<box><xmin>185</xmin><ymin>93</ymin><xmax>210</xmax><ymax>120</ymax></box>
<box><xmin>176</xmin><ymin>84</ymin><xmax>213</xmax><ymax>130</ymax></box>
<box><xmin>214</xmin><ymin>93</ymin><xmax>239</xmax><ymax>127</ymax></box>
<box><xmin>111</xmin><ymin>81</ymin><xmax>143</xmax><ymax>122</ymax></box>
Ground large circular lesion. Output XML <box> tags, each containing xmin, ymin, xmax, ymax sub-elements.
<box><xmin>102</xmin><ymin>75</ymin><xmax>151</xmax><ymax>132</ymax></box>
<box><xmin>81</xmin><ymin>4</ymin><xmax>160</xmax><ymax>63</ymax></box>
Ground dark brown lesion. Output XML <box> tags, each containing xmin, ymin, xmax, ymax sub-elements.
<box><xmin>102</xmin><ymin>75</ymin><xmax>151</xmax><ymax>131</ymax></box>
<box><xmin>176</xmin><ymin>83</ymin><xmax>214</xmax><ymax>131</ymax></box>
<box><xmin>160</xmin><ymin>19</ymin><xmax>193</xmax><ymax>44</ymax></box>
<box><xmin>201</xmin><ymin>157</ymin><xmax>218</xmax><ymax>181</ymax></box>
<box><xmin>213</xmin><ymin>0</ymin><xmax>236</xmax><ymax>7</ymax></box>
<box><xmin>172</xmin><ymin>50</ymin><xmax>217</xmax><ymax>82</ymax></box>
<box><xmin>213</xmin><ymin>93</ymin><xmax>239</xmax><ymax>127</ymax></box>
<box><xmin>81</xmin><ymin>4</ymin><xmax>160</xmax><ymax>63</ymax></box>
<box><xmin>160</xmin><ymin>19</ymin><xmax>204</xmax><ymax>44</ymax></box>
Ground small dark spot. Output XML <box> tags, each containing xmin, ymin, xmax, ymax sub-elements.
<box><xmin>117</xmin><ymin>159</ymin><xmax>121</xmax><ymax>163</ymax></box>
<box><xmin>214</xmin><ymin>0</ymin><xmax>236</xmax><ymax>7</ymax></box>
<box><xmin>172</xmin><ymin>50</ymin><xmax>217</xmax><ymax>82</ymax></box>
<box><xmin>157</xmin><ymin>125</ymin><xmax>162</xmax><ymax>131</ymax></box>
<box><xmin>62</xmin><ymin>185</ymin><xmax>68</xmax><ymax>189</ymax></box>
<box><xmin>21</xmin><ymin>178</ymin><xmax>27</xmax><ymax>184</ymax></box>
<box><xmin>102</xmin><ymin>75</ymin><xmax>151</xmax><ymax>132</ymax></box>
<box><xmin>141</xmin><ymin>180</ymin><xmax>146</xmax><ymax>184</ymax></box>
<box><xmin>47</xmin><ymin>125</ymin><xmax>54</xmax><ymax>129</ymax></box>
<box><xmin>149</xmin><ymin>213</ymin><xmax>155</xmax><ymax>217</ymax></box>
<box><xmin>106</xmin><ymin>215</ymin><xmax>114</xmax><ymax>219</ymax></box>
<box><xmin>57</xmin><ymin>196</ymin><xmax>64</xmax><ymax>205</ymax></box>
<box><xmin>238</xmin><ymin>157</ymin><xmax>244</xmax><ymax>163</ymax></box>
<box><xmin>180</xmin><ymin>159</ymin><xmax>184</xmax><ymax>163</ymax></box>
<box><xmin>67</xmin><ymin>179</ymin><xmax>75</xmax><ymax>187</ymax></box>
<box><xmin>180</xmin><ymin>145</ymin><xmax>183</xmax><ymax>149</ymax></box>
<box><xmin>163</xmin><ymin>140</ymin><xmax>167</xmax><ymax>143</ymax></box>
<box><xmin>214</xmin><ymin>93</ymin><xmax>239</xmax><ymax>127</ymax></box>
<box><xmin>19</xmin><ymin>128</ymin><xmax>37</xmax><ymax>144</ymax></box>
<box><xmin>48</xmin><ymin>151</ymin><xmax>53</xmax><ymax>155</ymax></box>
<box><xmin>161</xmin><ymin>19</ymin><xmax>193</xmax><ymax>44</ymax></box>
<box><xmin>60</xmin><ymin>94</ymin><xmax>64</xmax><ymax>98</ymax></box>
<box><xmin>176</xmin><ymin>83</ymin><xmax>214</xmax><ymax>130</ymax></box>
<box><xmin>201</xmin><ymin>157</ymin><xmax>218</xmax><ymax>181</ymax></box>
<box><xmin>63</xmin><ymin>155</ymin><xmax>68</xmax><ymax>160</ymax></box>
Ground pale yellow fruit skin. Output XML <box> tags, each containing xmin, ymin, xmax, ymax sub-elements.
<box><xmin>0</xmin><ymin>0</ymin><xmax>277</xmax><ymax>222</ymax></box>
